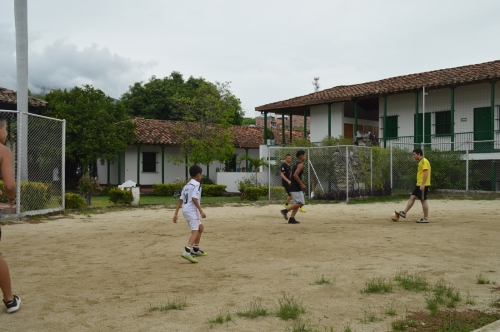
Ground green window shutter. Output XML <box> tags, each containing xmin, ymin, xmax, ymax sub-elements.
<box><xmin>435</xmin><ymin>110</ymin><xmax>451</xmax><ymax>136</ymax></box>
<box><xmin>142</xmin><ymin>152</ymin><xmax>157</xmax><ymax>173</ymax></box>
<box><xmin>385</xmin><ymin>116</ymin><xmax>398</xmax><ymax>139</ymax></box>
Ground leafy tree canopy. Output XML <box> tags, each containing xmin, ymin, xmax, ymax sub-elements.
<box><xmin>242</xmin><ymin>117</ymin><xmax>256</xmax><ymax>126</ymax></box>
<box><xmin>120</xmin><ymin>72</ymin><xmax>244</xmax><ymax>125</ymax></box>
<box><xmin>43</xmin><ymin>85</ymin><xmax>136</xmax><ymax>167</ymax></box>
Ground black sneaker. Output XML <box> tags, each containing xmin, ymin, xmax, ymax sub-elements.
<box><xmin>280</xmin><ymin>209</ymin><xmax>288</xmax><ymax>220</ymax></box>
<box><xmin>3</xmin><ymin>295</ymin><xmax>21</xmax><ymax>313</ymax></box>
<box><xmin>395</xmin><ymin>211</ymin><xmax>406</xmax><ymax>218</ymax></box>
<box><xmin>288</xmin><ymin>217</ymin><xmax>300</xmax><ymax>224</ymax></box>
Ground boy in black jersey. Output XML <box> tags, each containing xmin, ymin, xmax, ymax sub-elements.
<box><xmin>280</xmin><ymin>150</ymin><xmax>306</xmax><ymax>224</ymax></box>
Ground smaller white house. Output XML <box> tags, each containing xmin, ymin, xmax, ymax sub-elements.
<box><xmin>96</xmin><ymin>118</ymin><xmax>304</xmax><ymax>191</ymax></box>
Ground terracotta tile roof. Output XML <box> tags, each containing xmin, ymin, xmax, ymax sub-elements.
<box><xmin>131</xmin><ymin>118</ymin><xmax>305</xmax><ymax>148</ymax></box>
<box><xmin>256</xmin><ymin>59</ymin><xmax>500</xmax><ymax>112</ymax></box>
<box><xmin>0</xmin><ymin>87</ymin><xmax>48</xmax><ymax>108</ymax></box>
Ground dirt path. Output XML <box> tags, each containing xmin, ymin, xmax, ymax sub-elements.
<box><xmin>1</xmin><ymin>199</ymin><xmax>499</xmax><ymax>331</ymax></box>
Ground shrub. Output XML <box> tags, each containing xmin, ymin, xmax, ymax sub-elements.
<box><xmin>65</xmin><ymin>193</ymin><xmax>85</xmax><ymax>209</ymax></box>
<box><xmin>20</xmin><ymin>182</ymin><xmax>50</xmax><ymax>211</ymax></box>
<box><xmin>100</xmin><ymin>186</ymin><xmax>112</xmax><ymax>196</ymax></box>
<box><xmin>270</xmin><ymin>186</ymin><xmax>287</xmax><ymax>200</ymax></box>
<box><xmin>153</xmin><ymin>184</ymin><xmax>178</xmax><ymax>196</ymax></box>
<box><xmin>244</xmin><ymin>187</ymin><xmax>261</xmax><ymax>201</ymax></box>
<box><xmin>201</xmin><ymin>184</ymin><xmax>226</xmax><ymax>197</ymax></box>
<box><xmin>200</xmin><ymin>176</ymin><xmax>214</xmax><ymax>184</ymax></box>
<box><xmin>108</xmin><ymin>188</ymin><xmax>134</xmax><ymax>205</ymax></box>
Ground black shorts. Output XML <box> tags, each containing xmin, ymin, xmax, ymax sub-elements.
<box><xmin>282</xmin><ymin>183</ymin><xmax>291</xmax><ymax>196</ymax></box>
<box><xmin>411</xmin><ymin>186</ymin><xmax>429</xmax><ymax>200</ymax></box>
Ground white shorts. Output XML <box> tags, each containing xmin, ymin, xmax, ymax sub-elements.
<box><xmin>183</xmin><ymin>214</ymin><xmax>202</xmax><ymax>231</ymax></box>
<box><xmin>291</xmin><ymin>191</ymin><xmax>305</xmax><ymax>205</ymax></box>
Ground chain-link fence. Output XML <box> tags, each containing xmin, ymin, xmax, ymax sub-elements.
<box><xmin>390</xmin><ymin>140</ymin><xmax>500</xmax><ymax>194</ymax></box>
<box><xmin>268</xmin><ymin>145</ymin><xmax>390</xmax><ymax>202</ymax></box>
<box><xmin>0</xmin><ymin>110</ymin><xmax>65</xmax><ymax>219</ymax></box>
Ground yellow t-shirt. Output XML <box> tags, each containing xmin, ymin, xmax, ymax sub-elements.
<box><xmin>416</xmin><ymin>157</ymin><xmax>431</xmax><ymax>186</ymax></box>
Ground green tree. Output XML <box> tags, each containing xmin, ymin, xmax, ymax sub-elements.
<box><xmin>172</xmin><ymin>82</ymin><xmax>238</xmax><ymax>165</ymax></box>
<box><xmin>120</xmin><ymin>72</ymin><xmax>244</xmax><ymax>125</ymax></box>
<box><xmin>44</xmin><ymin>85</ymin><xmax>136</xmax><ymax>173</ymax></box>
<box><xmin>242</xmin><ymin>117</ymin><xmax>256</xmax><ymax>126</ymax></box>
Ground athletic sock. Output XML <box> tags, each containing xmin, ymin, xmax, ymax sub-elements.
<box><xmin>185</xmin><ymin>246</ymin><xmax>192</xmax><ymax>253</ymax></box>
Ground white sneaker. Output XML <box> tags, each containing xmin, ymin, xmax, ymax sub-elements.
<box><xmin>181</xmin><ymin>251</ymin><xmax>198</xmax><ymax>263</ymax></box>
<box><xmin>416</xmin><ymin>218</ymin><xmax>429</xmax><ymax>223</ymax></box>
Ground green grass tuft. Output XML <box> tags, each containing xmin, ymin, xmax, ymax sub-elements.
<box><xmin>477</xmin><ymin>273</ymin><xmax>491</xmax><ymax>284</ymax></box>
<box><xmin>276</xmin><ymin>293</ymin><xmax>306</xmax><ymax>320</ymax></box>
<box><xmin>314</xmin><ymin>275</ymin><xmax>332</xmax><ymax>285</ymax></box>
<box><xmin>207</xmin><ymin>310</ymin><xmax>232</xmax><ymax>329</ymax></box>
<box><xmin>236</xmin><ymin>299</ymin><xmax>268</xmax><ymax>319</ymax></box>
<box><xmin>394</xmin><ymin>269</ymin><xmax>429</xmax><ymax>292</ymax></box>
<box><xmin>361</xmin><ymin>277</ymin><xmax>393</xmax><ymax>294</ymax></box>
<box><xmin>149</xmin><ymin>297</ymin><xmax>186</xmax><ymax>312</ymax></box>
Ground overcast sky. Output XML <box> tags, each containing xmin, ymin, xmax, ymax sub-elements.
<box><xmin>1</xmin><ymin>0</ymin><xmax>500</xmax><ymax>116</ymax></box>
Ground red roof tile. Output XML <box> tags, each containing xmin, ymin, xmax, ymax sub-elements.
<box><xmin>0</xmin><ymin>87</ymin><xmax>48</xmax><ymax>108</ymax></box>
<box><xmin>256</xmin><ymin>59</ymin><xmax>500</xmax><ymax>112</ymax></box>
<box><xmin>131</xmin><ymin>118</ymin><xmax>305</xmax><ymax>148</ymax></box>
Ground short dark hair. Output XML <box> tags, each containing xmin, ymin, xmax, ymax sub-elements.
<box><xmin>189</xmin><ymin>164</ymin><xmax>203</xmax><ymax>178</ymax></box>
<box><xmin>296</xmin><ymin>150</ymin><xmax>305</xmax><ymax>158</ymax></box>
<box><xmin>413</xmin><ymin>148</ymin><xmax>423</xmax><ymax>156</ymax></box>
<box><xmin>285</xmin><ymin>153</ymin><xmax>291</xmax><ymax>157</ymax></box>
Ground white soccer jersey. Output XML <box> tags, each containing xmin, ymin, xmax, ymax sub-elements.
<box><xmin>181</xmin><ymin>179</ymin><xmax>202</xmax><ymax>220</ymax></box>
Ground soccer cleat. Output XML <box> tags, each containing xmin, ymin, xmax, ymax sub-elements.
<box><xmin>283</xmin><ymin>203</ymin><xmax>289</xmax><ymax>208</ymax></box>
<box><xmin>280</xmin><ymin>209</ymin><xmax>288</xmax><ymax>220</ymax></box>
<box><xmin>192</xmin><ymin>249</ymin><xmax>208</xmax><ymax>256</ymax></box>
<box><xmin>395</xmin><ymin>211</ymin><xmax>406</xmax><ymax>218</ymax></box>
<box><xmin>3</xmin><ymin>295</ymin><xmax>21</xmax><ymax>313</ymax></box>
<box><xmin>299</xmin><ymin>206</ymin><xmax>306</xmax><ymax>213</ymax></box>
<box><xmin>288</xmin><ymin>217</ymin><xmax>300</xmax><ymax>224</ymax></box>
<box><xmin>181</xmin><ymin>251</ymin><xmax>198</xmax><ymax>263</ymax></box>
<box><xmin>416</xmin><ymin>218</ymin><xmax>429</xmax><ymax>223</ymax></box>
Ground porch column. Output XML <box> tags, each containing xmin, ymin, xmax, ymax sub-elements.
<box><xmin>289</xmin><ymin>115</ymin><xmax>293</xmax><ymax>143</ymax></box>
<box><xmin>491</xmin><ymin>82</ymin><xmax>496</xmax><ymax>138</ymax></box>
<box><xmin>450</xmin><ymin>87</ymin><xmax>455</xmax><ymax>151</ymax></box>
<box><xmin>263</xmin><ymin>111</ymin><xmax>268</xmax><ymax>144</ymax></box>
<box><xmin>383</xmin><ymin>96</ymin><xmax>388</xmax><ymax>148</ymax></box>
<box><xmin>245</xmin><ymin>148</ymin><xmax>249</xmax><ymax>170</ymax></box>
<box><xmin>354</xmin><ymin>99</ymin><xmax>359</xmax><ymax>135</ymax></box>
<box><xmin>117</xmin><ymin>153</ymin><xmax>121</xmax><ymax>184</ymax></box>
<box><xmin>107</xmin><ymin>160</ymin><xmax>110</xmax><ymax>185</ymax></box>
<box><xmin>414</xmin><ymin>91</ymin><xmax>419</xmax><ymax>143</ymax></box>
<box><xmin>137</xmin><ymin>145</ymin><xmax>141</xmax><ymax>185</ymax></box>
<box><xmin>303</xmin><ymin>107</ymin><xmax>307</xmax><ymax>139</ymax></box>
<box><xmin>161</xmin><ymin>146</ymin><xmax>165</xmax><ymax>183</ymax></box>
<box><xmin>281</xmin><ymin>111</ymin><xmax>285</xmax><ymax>145</ymax></box>
<box><xmin>327</xmin><ymin>103</ymin><xmax>332</xmax><ymax>138</ymax></box>
<box><xmin>207</xmin><ymin>164</ymin><xmax>209</xmax><ymax>177</ymax></box>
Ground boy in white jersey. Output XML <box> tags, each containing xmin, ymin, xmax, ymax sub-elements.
<box><xmin>172</xmin><ymin>165</ymin><xmax>207</xmax><ymax>263</ymax></box>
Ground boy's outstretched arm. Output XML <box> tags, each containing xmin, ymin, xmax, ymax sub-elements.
<box><xmin>172</xmin><ymin>199</ymin><xmax>183</xmax><ymax>223</ymax></box>
<box><xmin>192</xmin><ymin>198</ymin><xmax>206</xmax><ymax>218</ymax></box>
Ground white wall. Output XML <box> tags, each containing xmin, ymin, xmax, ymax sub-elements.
<box><xmin>98</xmin><ymin>145</ymin><xmax>261</xmax><ymax>186</ymax></box>
<box><xmin>310</xmin><ymin>103</ymin><xmax>344</xmax><ymax>142</ymax></box>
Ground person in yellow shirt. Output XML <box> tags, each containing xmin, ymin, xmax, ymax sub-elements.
<box><xmin>394</xmin><ymin>148</ymin><xmax>431</xmax><ymax>223</ymax></box>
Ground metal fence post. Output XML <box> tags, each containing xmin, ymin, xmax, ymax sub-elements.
<box><xmin>390</xmin><ymin>142</ymin><xmax>393</xmax><ymax>196</ymax></box>
<box><xmin>62</xmin><ymin>119</ymin><xmax>66</xmax><ymax>210</ymax></box>
<box><xmin>346</xmin><ymin>146</ymin><xmax>349</xmax><ymax>202</ymax></box>
<box><xmin>466</xmin><ymin>145</ymin><xmax>469</xmax><ymax>192</ymax></box>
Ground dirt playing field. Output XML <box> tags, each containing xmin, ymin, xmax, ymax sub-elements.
<box><xmin>1</xmin><ymin>199</ymin><xmax>499</xmax><ymax>331</ymax></box>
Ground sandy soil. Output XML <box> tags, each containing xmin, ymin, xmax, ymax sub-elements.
<box><xmin>1</xmin><ymin>199</ymin><xmax>499</xmax><ymax>332</ymax></box>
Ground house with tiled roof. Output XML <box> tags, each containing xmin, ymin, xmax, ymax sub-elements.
<box><xmin>256</xmin><ymin>59</ymin><xmax>500</xmax><ymax>190</ymax></box>
<box><xmin>256</xmin><ymin>59</ymin><xmax>500</xmax><ymax>148</ymax></box>
<box><xmin>96</xmin><ymin>118</ymin><xmax>304</xmax><ymax>188</ymax></box>
<box><xmin>0</xmin><ymin>87</ymin><xmax>48</xmax><ymax>111</ymax></box>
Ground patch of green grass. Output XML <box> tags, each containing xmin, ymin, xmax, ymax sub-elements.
<box><xmin>276</xmin><ymin>294</ymin><xmax>306</xmax><ymax>320</ymax></box>
<box><xmin>425</xmin><ymin>278</ymin><xmax>461</xmax><ymax>315</ymax></box>
<box><xmin>359</xmin><ymin>309</ymin><xmax>379</xmax><ymax>323</ymax></box>
<box><xmin>477</xmin><ymin>273</ymin><xmax>491</xmax><ymax>284</ymax></box>
<box><xmin>384</xmin><ymin>301</ymin><xmax>397</xmax><ymax>316</ymax></box>
<box><xmin>391</xmin><ymin>316</ymin><xmax>417</xmax><ymax>330</ymax></box>
<box><xmin>236</xmin><ymin>299</ymin><xmax>267</xmax><ymax>319</ymax></box>
<box><xmin>394</xmin><ymin>269</ymin><xmax>429</xmax><ymax>292</ymax></box>
<box><xmin>149</xmin><ymin>297</ymin><xmax>187</xmax><ymax>312</ymax></box>
<box><xmin>314</xmin><ymin>275</ymin><xmax>332</xmax><ymax>285</ymax></box>
<box><xmin>342</xmin><ymin>322</ymin><xmax>353</xmax><ymax>332</ymax></box>
<box><xmin>465</xmin><ymin>291</ymin><xmax>476</xmax><ymax>305</ymax></box>
<box><xmin>489</xmin><ymin>295</ymin><xmax>500</xmax><ymax>308</ymax></box>
<box><xmin>347</xmin><ymin>195</ymin><xmax>408</xmax><ymax>204</ymax></box>
<box><xmin>361</xmin><ymin>277</ymin><xmax>393</xmax><ymax>294</ymax></box>
<box><xmin>207</xmin><ymin>310</ymin><xmax>232</xmax><ymax>329</ymax></box>
<box><xmin>285</xmin><ymin>320</ymin><xmax>334</xmax><ymax>332</ymax></box>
